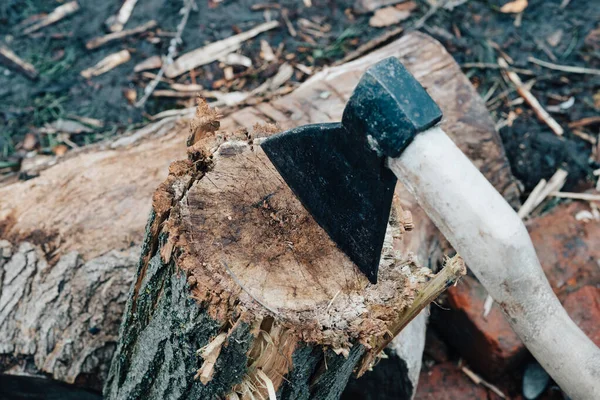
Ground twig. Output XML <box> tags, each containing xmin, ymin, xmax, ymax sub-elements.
<box><xmin>551</xmin><ymin>192</ymin><xmax>600</xmax><ymax>202</ymax></box>
<box><xmin>0</xmin><ymin>44</ymin><xmax>38</xmax><ymax>80</ymax></box>
<box><xmin>571</xmin><ymin>130</ymin><xmax>597</xmax><ymax>145</ymax></box>
<box><xmin>134</xmin><ymin>55</ymin><xmax>163</xmax><ymax>73</ymax></box>
<box><xmin>135</xmin><ymin>0</ymin><xmax>196</xmax><ymax>108</ymax></box>
<box><xmin>462</xmin><ymin>366</ymin><xmax>507</xmax><ymax>398</ymax></box>
<box><xmin>414</xmin><ymin>0</ymin><xmax>448</xmax><ymax>29</ymax></box>
<box><xmin>461</xmin><ymin>62</ymin><xmax>535</xmax><ymax>76</ymax></box>
<box><xmin>528</xmin><ymin>56</ymin><xmax>600</xmax><ymax>76</ymax></box>
<box><xmin>86</xmin><ymin>20</ymin><xmax>157</xmax><ymax>50</ymax></box>
<box><xmin>332</xmin><ymin>27</ymin><xmax>403</xmax><ymax>67</ymax></box>
<box><xmin>281</xmin><ymin>9</ymin><xmax>297</xmax><ymax>37</ymax></box>
<box><xmin>22</xmin><ymin>1</ymin><xmax>79</xmax><ymax>35</ymax></box>
<box><xmin>165</xmin><ymin>20</ymin><xmax>279</xmax><ymax>78</ymax></box>
<box><xmin>81</xmin><ymin>50</ymin><xmax>131</xmax><ymax>78</ymax></box>
<box><xmin>568</xmin><ymin>116</ymin><xmax>600</xmax><ymax>129</ymax></box>
<box><xmin>498</xmin><ymin>57</ymin><xmax>564</xmax><ymax>136</ymax></box>
<box><xmin>106</xmin><ymin>0</ymin><xmax>139</xmax><ymax>32</ymax></box>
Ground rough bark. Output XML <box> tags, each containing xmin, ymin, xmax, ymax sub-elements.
<box><xmin>0</xmin><ymin>32</ymin><xmax>518</xmax><ymax>397</ymax></box>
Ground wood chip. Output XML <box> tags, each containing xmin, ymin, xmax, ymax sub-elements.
<box><xmin>294</xmin><ymin>63</ymin><xmax>313</xmax><ymax>75</ymax></box>
<box><xmin>22</xmin><ymin>133</ymin><xmax>37</xmax><ymax>151</ymax></box>
<box><xmin>22</xmin><ymin>1</ymin><xmax>80</xmax><ymax>35</ymax></box>
<box><xmin>42</xmin><ymin>119</ymin><xmax>94</xmax><ymax>135</ymax></box>
<box><xmin>170</xmin><ymin>83</ymin><xmax>204</xmax><ymax>92</ymax></box>
<box><xmin>500</xmin><ymin>0</ymin><xmax>528</xmax><ymax>14</ymax></box>
<box><xmin>106</xmin><ymin>0</ymin><xmax>139</xmax><ymax>33</ymax></box>
<box><xmin>0</xmin><ymin>44</ymin><xmax>38</xmax><ymax>80</ymax></box>
<box><xmin>354</xmin><ymin>0</ymin><xmax>406</xmax><ymax>14</ymax></box>
<box><xmin>220</xmin><ymin>53</ymin><xmax>252</xmax><ymax>68</ymax></box>
<box><xmin>369</xmin><ymin>6</ymin><xmax>412</xmax><ymax>27</ymax></box>
<box><xmin>134</xmin><ymin>55</ymin><xmax>163</xmax><ymax>72</ymax></box>
<box><xmin>546</xmin><ymin>29</ymin><xmax>563</xmax><ymax>47</ymax></box>
<box><xmin>498</xmin><ymin>57</ymin><xmax>564</xmax><ymax>136</ymax></box>
<box><xmin>123</xmin><ymin>88</ymin><xmax>137</xmax><ymax>104</ymax></box>
<box><xmin>81</xmin><ymin>50</ymin><xmax>131</xmax><ymax>79</ymax></box>
<box><xmin>52</xmin><ymin>144</ymin><xmax>69</xmax><ymax>157</ymax></box>
<box><xmin>86</xmin><ymin>20</ymin><xmax>157</xmax><ymax>50</ymax></box>
<box><xmin>165</xmin><ymin>21</ymin><xmax>279</xmax><ymax>78</ymax></box>
<box><xmin>260</xmin><ymin>39</ymin><xmax>276</xmax><ymax>62</ymax></box>
<box><xmin>65</xmin><ymin>115</ymin><xmax>104</xmax><ymax>128</ymax></box>
<box><xmin>196</xmin><ymin>333</ymin><xmax>228</xmax><ymax>384</ymax></box>
<box><xmin>223</xmin><ymin>66</ymin><xmax>234</xmax><ymax>80</ymax></box>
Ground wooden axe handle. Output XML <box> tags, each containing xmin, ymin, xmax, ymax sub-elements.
<box><xmin>389</xmin><ymin>127</ymin><xmax>600</xmax><ymax>400</ymax></box>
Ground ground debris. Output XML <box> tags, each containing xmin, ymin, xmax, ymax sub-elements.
<box><xmin>165</xmin><ymin>20</ymin><xmax>279</xmax><ymax>78</ymax></box>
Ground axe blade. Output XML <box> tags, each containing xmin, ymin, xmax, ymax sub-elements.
<box><xmin>261</xmin><ymin>122</ymin><xmax>396</xmax><ymax>283</ymax></box>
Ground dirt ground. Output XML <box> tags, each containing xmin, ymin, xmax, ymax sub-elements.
<box><xmin>1</xmin><ymin>0</ymin><xmax>599</xmax><ymax>196</ymax></box>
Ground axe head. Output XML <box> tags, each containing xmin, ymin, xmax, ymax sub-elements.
<box><xmin>261</xmin><ymin>57</ymin><xmax>442</xmax><ymax>283</ymax></box>
<box><xmin>261</xmin><ymin>123</ymin><xmax>396</xmax><ymax>283</ymax></box>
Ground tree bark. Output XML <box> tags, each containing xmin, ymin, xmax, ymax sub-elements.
<box><xmin>0</xmin><ymin>32</ymin><xmax>518</xmax><ymax>398</ymax></box>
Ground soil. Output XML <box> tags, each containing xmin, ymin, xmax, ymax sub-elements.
<box><xmin>2</xmin><ymin>0</ymin><xmax>599</xmax><ymax>196</ymax></box>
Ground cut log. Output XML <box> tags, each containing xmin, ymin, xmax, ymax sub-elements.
<box><xmin>101</xmin><ymin>98</ymin><xmax>465</xmax><ymax>400</ymax></box>
<box><xmin>0</xmin><ymin>32</ymin><xmax>518</xmax><ymax>396</ymax></box>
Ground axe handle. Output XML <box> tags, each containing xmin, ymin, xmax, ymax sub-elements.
<box><xmin>388</xmin><ymin>127</ymin><xmax>600</xmax><ymax>400</ymax></box>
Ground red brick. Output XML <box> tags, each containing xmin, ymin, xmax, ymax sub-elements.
<box><xmin>434</xmin><ymin>276</ymin><xmax>525</xmax><ymax>378</ymax></box>
<box><xmin>415</xmin><ymin>362</ymin><xmax>489</xmax><ymax>399</ymax></box>
<box><xmin>433</xmin><ymin>202</ymin><xmax>600</xmax><ymax>378</ymax></box>
<box><xmin>528</xmin><ymin>202</ymin><xmax>600</xmax><ymax>299</ymax></box>
<box><xmin>563</xmin><ymin>285</ymin><xmax>600</xmax><ymax>346</ymax></box>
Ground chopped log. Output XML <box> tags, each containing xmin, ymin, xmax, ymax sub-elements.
<box><xmin>0</xmin><ymin>32</ymin><xmax>518</xmax><ymax>396</ymax></box>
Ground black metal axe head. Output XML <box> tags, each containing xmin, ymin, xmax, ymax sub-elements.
<box><xmin>261</xmin><ymin>57</ymin><xmax>442</xmax><ymax>283</ymax></box>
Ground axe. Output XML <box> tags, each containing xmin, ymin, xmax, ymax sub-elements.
<box><xmin>261</xmin><ymin>57</ymin><xmax>600</xmax><ymax>399</ymax></box>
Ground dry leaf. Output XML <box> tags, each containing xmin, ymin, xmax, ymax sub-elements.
<box><xmin>123</xmin><ymin>88</ymin><xmax>137</xmax><ymax>104</ymax></box>
<box><xmin>22</xmin><ymin>133</ymin><xmax>37</xmax><ymax>151</ymax></box>
<box><xmin>369</xmin><ymin>6</ymin><xmax>412</xmax><ymax>27</ymax></box>
<box><xmin>500</xmin><ymin>0</ymin><xmax>528</xmax><ymax>13</ymax></box>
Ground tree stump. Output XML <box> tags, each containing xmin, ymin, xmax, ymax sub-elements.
<box><xmin>0</xmin><ymin>32</ymin><xmax>518</xmax><ymax>397</ymax></box>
